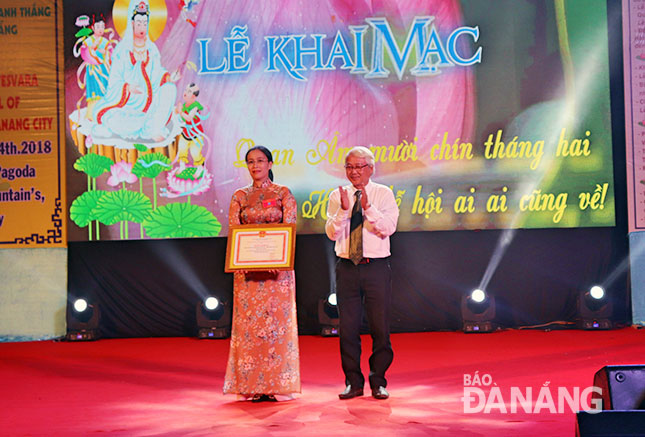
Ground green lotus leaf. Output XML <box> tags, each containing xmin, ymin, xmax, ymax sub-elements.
<box><xmin>143</xmin><ymin>202</ymin><xmax>222</xmax><ymax>238</ymax></box>
<box><xmin>133</xmin><ymin>143</ymin><xmax>149</xmax><ymax>152</ymax></box>
<box><xmin>73</xmin><ymin>153</ymin><xmax>114</xmax><ymax>178</ymax></box>
<box><xmin>75</xmin><ymin>28</ymin><xmax>92</xmax><ymax>38</ymax></box>
<box><xmin>94</xmin><ymin>189</ymin><xmax>152</xmax><ymax>225</ymax></box>
<box><xmin>132</xmin><ymin>153</ymin><xmax>172</xmax><ymax>179</ymax></box>
<box><xmin>69</xmin><ymin>190</ymin><xmax>108</xmax><ymax>227</ymax></box>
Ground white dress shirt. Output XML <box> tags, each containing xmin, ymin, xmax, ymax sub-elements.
<box><xmin>325</xmin><ymin>180</ymin><xmax>399</xmax><ymax>259</ymax></box>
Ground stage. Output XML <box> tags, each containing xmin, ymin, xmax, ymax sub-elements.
<box><xmin>2</xmin><ymin>328</ymin><xmax>643</xmax><ymax>436</ymax></box>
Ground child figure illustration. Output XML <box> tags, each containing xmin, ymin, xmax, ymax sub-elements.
<box><xmin>175</xmin><ymin>83</ymin><xmax>206</xmax><ymax>178</ymax></box>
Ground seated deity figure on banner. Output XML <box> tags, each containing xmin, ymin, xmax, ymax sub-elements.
<box><xmin>92</xmin><ymin>0</ymin><xmax>180</xmax><ymax>144</ymax></box>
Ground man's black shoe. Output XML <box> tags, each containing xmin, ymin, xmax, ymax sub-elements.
<box><xmin>372</xmin><ymin>386</ymin><xmax>389</xmax><ymax>400</ymax></box>
<box><xmin>338</xmin><ymin>385</ymin><xmax>364</xmax><ymax>400</ymax></box>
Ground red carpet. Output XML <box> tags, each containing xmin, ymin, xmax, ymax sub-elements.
<box><xmin>1</xmin><ymin>328</ymin><xmax>643</xmax><ymax>436</ymax></box>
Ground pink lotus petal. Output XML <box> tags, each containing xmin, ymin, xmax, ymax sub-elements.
<box><xmin>107</xmin><ymin>161</ymin><xmax>138</xmax><ymax>186</ymax></box>
<box><xmin>106</xmin><ymin>175</ymin><xmax>120</xmax><ymax>187</ymax></box>
<box><xmin>125</xmin><ymin>173</ymin><xmax>138</xmax><ymax>184</ymax></box>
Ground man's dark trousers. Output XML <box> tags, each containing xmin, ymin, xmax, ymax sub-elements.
<box><xmin>336</xmin><ymin>257</ymin><xmax>393</xmax><ymax>390</ymax></box>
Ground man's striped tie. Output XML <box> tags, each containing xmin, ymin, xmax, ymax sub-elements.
<box><xmin>349</xmin><ymin>190</ymin><xmax>363</xmax><ymax>265</ymax></box>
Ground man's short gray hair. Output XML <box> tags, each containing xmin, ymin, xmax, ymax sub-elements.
<box><xmin>345</xmin><ymin>146</ymin><xmax>375</xmax><ymax>167</ymax></box>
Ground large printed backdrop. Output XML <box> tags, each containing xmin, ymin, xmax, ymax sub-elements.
<box><xmin>64</xmin><ymin>0</ymin><xmax>615</xmax><ymax>241</ymax></box>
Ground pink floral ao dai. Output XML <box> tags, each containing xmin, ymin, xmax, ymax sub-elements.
<box><xmin>223</xmin><ymin>181</ymin><xmax>301</xmax><ymax>396</ymax></box>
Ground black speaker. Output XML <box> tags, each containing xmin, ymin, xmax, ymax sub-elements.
<box><xmin>576</xmin><ymin>411</ymin><xmax>645</xmax><ymax>437</ymax></box>
<box><xmin>593</xmin><ymin>365</ymin><xmax>645</xmax><ymax>410</ymax></box>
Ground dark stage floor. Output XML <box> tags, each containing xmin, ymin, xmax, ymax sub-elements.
<box><xmin>1</xmin><ymin>328</ymin><xmax>644</xmax><ymax>436</ymax></box>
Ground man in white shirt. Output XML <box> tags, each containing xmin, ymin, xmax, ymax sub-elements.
<box><xmin>325</xmin><ymin>146</ymin><xmax>399</xmax><ymax>400</ymax></box>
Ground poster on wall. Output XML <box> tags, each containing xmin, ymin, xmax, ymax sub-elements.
<box><xmin>63</xmin><ymin>0</ymin><xmax>615</xmax><ymax>241</ymax></box>
<box><xmin>0</xmin><ymin>0</ymin><xmax>66</xmax><ymax>248</ymax></box>
<box><xmin>624</xmin><ymin>0</ymin><xmax>645</xmax><ymax>233</ymax></box>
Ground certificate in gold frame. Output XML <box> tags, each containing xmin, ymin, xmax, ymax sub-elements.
<box><xmin>225</xmin><ymin>223</ymin><xmax>296</xmax><ymax>272</ymax></box>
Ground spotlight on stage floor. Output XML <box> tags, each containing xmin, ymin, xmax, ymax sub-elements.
<box><xmin>461</xmin><ymin>289</ymin><xmax>496</xmax><ymax>333</ymax></box>
<box><xmin>577</xmin><ymin>285</ymin><xmax>613</xmax><ymax>330</ymax></box>
<box><xmin>318</xmin><ymin>292</ymin><xmax>339</xmax><ymax>337</ymax></box>
<box><xmin>65</xmin><ymin>298</ymin><xmax>100</xmax><ymax>341</ymax></box>
<box><xmin>196</xmin><ymin>296</ymin><xmax>231</xmax><ymax>339</ymax></box>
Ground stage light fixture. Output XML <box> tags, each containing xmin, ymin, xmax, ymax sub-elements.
<box><xmin>318</xmin><ymin>292</ymin><xmax>339</xmax><ymax>337</ymax></box>
<box><xmin>196</xmin><ymin>295</ymin><xmax>231</xmax><ymax>339</ymax></box>
<box><xmin>204</xmin><ymin>296</ymin><xmax>219</xmax><ymax>310</ymax></box>
<box><xmin>73</xmin><ymin>298</ymin><xmax>88</xmax><ymax>312</ymax></box>
<box><xmin>590</xmin><ymin>285</ymin><xmax>605</xmax><ymax>300</ymax></box>
<box><xmin>461</xmin><ymin>289</ymin><xmax>496</xmax><ymax>333</ymax></box>
<box><xmin>65</xmin><ymin>297</ymin><xmax>100</xmax><ymax>341</ymax></box>
<box><xmin>577</xmin><ymin>285</ymin><xmax>613</xmax><ymax>330</ymax></box>
<box><xmin>470</xmin><ymin>288</ymin><xmax>486</xmax><ymax>303</ymax></box>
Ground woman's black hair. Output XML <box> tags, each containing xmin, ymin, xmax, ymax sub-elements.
<box><xmin>245</xmin><ymin>145</ymin><xmax>274</xmax><ymax>181</ymax></box>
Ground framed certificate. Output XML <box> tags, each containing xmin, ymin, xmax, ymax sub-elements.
<box><xmin>225</xmin><ymin>223</ymin><xmax>296</xmax><ymax>272</ymax></box>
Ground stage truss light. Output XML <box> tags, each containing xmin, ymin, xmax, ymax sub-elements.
<box><xmin>318</xmin><ymin>292</ymin><xmax>339</xmax><ymax>337</ymax></box>
<box><xmin>461</xmin><ymin>289</ymin><xmax>496</xmax><ymax>333</ymax></box>
<box><xmin>65</xmin><ymin>297</ymin><xmax>100</xmax><ymax>341</ymax></box>
<box><xmin>196</xmin><ymin>295</ymin><xmax>231</xmax><ymax>339</ymax></box>
<box><xmin>577</xmin><ymin>285</ymin><xmax>613</xmax><ymax>330</ymax></box>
